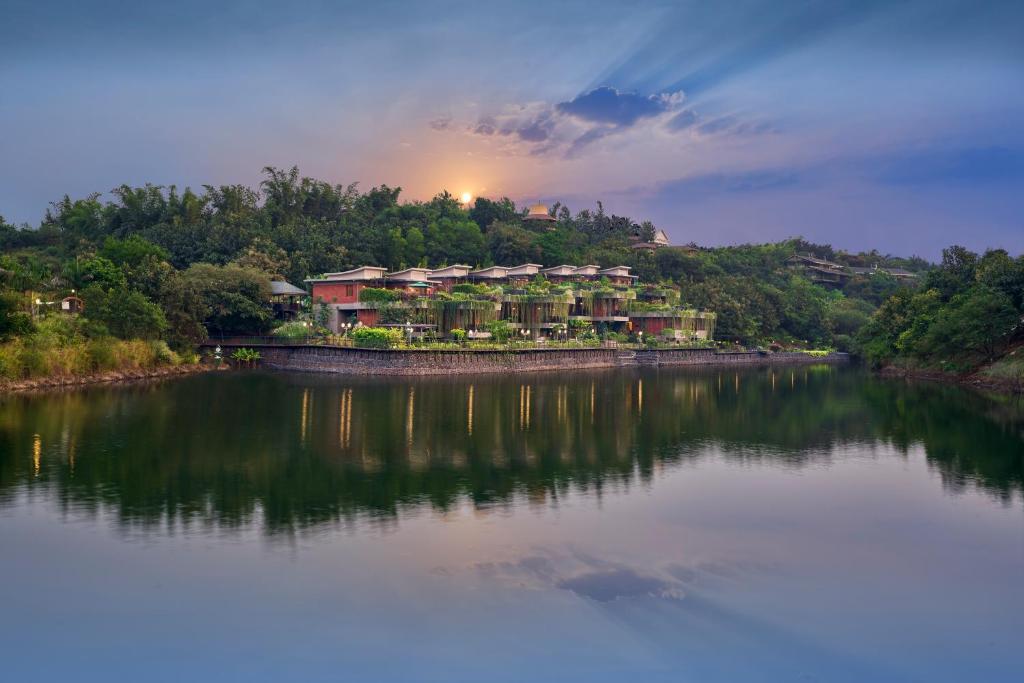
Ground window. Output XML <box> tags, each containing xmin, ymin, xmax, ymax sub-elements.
<box><xmin>345</xmin><ymin>285</ymin><xmax>354</xmax><ymax>297</ymax></box>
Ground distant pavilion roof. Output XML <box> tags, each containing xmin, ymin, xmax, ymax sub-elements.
<box><xmin>523</xmin><ymin>203</ymin><xmax>556</xmax><ymax>222</ymax></box>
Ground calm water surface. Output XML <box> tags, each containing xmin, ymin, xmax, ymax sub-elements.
<box><xmin>1</xmin><ymin>366</ymin><xmax>1022</xmax><ymax>682</ymax></box>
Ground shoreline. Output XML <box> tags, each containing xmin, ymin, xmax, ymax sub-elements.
<box><xmin>878</xmin><ymin>366</ymin><xmax>1023</xmax><ymax>395</ymax></box>
<box><xmin>0</xmin><ymin>363</ymin><xmax>215</xmax><ymax>394</ymax></box>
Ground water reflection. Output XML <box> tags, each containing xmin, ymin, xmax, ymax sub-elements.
<box><xmin>1</xmin><ymin>366</ymin><xmax>1021</xmax><ymax>534</ymax></box>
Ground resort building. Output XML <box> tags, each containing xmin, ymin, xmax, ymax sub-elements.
<box><xmin>786</xmin><ymin>254</ymin><xmax>850</xmax><ymax>286</ymax></box>
<box><xmin>849</xmin><ymin>265</ymin><xmax>918</xmax><ymax>281</ymax></box>
<box><xmin>506</xmin><ymin>263</ymin><xmax>544</xmax><ymax>285</ymax></box>
<box><xmin>598</xmin><ymin>266</ymin><xmax>638</xmax><ymax>287</ymax></box>
<box><xmin>629</xmin><ymin>228</ymin><xmax>671</xmax><ymax>251</ymax></box>
<box><xmin>541</xmin><ymin>265</ymin><xmax>578</xmax><ymax>283</ymax></box>
<box><xmin>384</xmin><ymin>268</ymin><xmax>435</xmax><ymax>297</ymax></box>
<box><xmin>427</xmin><ymin>265</ymin><xmax>472</xmax><ymax>291</ymax></box>
<box><xmin>788</xmin><ymin>254</ymin><xmax>919</xmax><ymax>286</ymax></box>
<box><xmin>468</xmin><ymin>266</ymin><xmax>510</xmax><ymax>283</ymax></box>
<box><xmin>306</xmin><ymin>262</ymin><xmax>715</xmax><ymax>342</ymax></box>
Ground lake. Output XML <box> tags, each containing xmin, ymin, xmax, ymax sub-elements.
<box><xmin>1</xmin><ymin>366</ymin><xmax>1022</xmax><ymax>682</ymax></box>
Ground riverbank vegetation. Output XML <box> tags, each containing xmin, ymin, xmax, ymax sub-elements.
<box><xmin>2</xmin><ymin>166</ymin><xmax>1018</xmax><ymax>385</ymax></box>
<box><xmin>856</xmin><ymin>246</ymin><xmax>1024</xmax><ymax>381</ymax></box>
<box><xmin>0</xmin><ymin>315</ymin><xmax>189</xmax><ymax>385</ymax></box>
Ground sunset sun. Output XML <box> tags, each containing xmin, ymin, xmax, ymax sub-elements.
<box><xmin>460</xmin><ymin>191</ymin><xmax>472</xmax><ymax>204</ymax></box>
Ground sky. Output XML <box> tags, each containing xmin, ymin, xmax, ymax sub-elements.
<box><xmin>2</xmin><ymin>0</ymin><xmax>1022</xmax><ymax>259</ymax></box>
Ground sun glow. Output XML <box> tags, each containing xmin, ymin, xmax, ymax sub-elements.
<box><xmin>460</xmin><ymin>191</ymin><xmax>473</xmax><ymax>204</ymax></box>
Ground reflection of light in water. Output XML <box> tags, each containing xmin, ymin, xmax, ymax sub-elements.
<box><xmin>467</xmin><ymin>385</ymin><xmax>474</xmax><ymax>435</ymax></box>
<box><xmin>590</xmin><ymin>381</ymin><xmax>595</xmax><ymax>425</ymax></box>
<box><xmin>735</xmin><ymin>373</ymin><xmax>740</xmax><ymax>393</ymax></box>
<box><xmin>407</xmin><ymin>387</ymin><xmax>415</xmax><ymax>446</ymax></box>
<box><xmin>300</xmin><ymin>389</ymin><xmax>310</xmax><ymax>445</ymax></box>
<box><xmin>339</xmin><ymin>388</ymin><xmax>353</xmax><ymax>449</ymax></box>
<box><xmin>32</xmin><ymin>434</ymin><xmax>41</xmax><ymax>477</ymax></box>
<box><xmin>638</xmin><ymin>379</ymin><xmax>643</xmax><ymax>416</ymax></box>
<box><xmin>791</xmin><ymin>371</ymin><xmax>795</xmax><ymax>389</ymax></box>
<box><xmin>525</xmin><ymin>385</ymin><xmax>531</xmax><ymax>430</ymax></box>
<box><xmin>771</xmin><ymin>372</ymin><xmax>776</xmax><ymax>392</ymax></box>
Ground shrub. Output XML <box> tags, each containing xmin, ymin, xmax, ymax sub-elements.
<box><xmin>86</xmin><ymin>338</ymin><xmax>118</xmax><ymax>371</ymax></box>
<box><xmin>350</xmin><ymin>326</ymin><xmax>403</xmax><ymax>348</ymax></box>
<box><xmin>149</xmin><ymin>340</ymin><xmax>180</xmax><ymax>365</ymax></box>
<box><xmin>485</xmin><ymin>320</ymin><xmax>512</xmax><ymax>342</ymax></box>
<box><xmin>273</xmin><ymin>321</ymin><xmax>313</xmax><ymax>339</ymax></box>
<box><xmin>449</xmin><ymin>328</ymin><xmax>467</xmax><ymax>343</ymax></box>
<box><xmin>358</xmin><ymin>287</ymin><xmax>402</xmax><ymax>303</ymax></box>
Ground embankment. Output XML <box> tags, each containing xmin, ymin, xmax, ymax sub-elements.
<box><xmin>208</xmin><ymin>344</ymin><xmax>849</xmax><ymax>376</ymax></box>
<box><xmin>0</xmin><ymin>363</ymin><xmax>212</xmax><ymax>393</ymax></box>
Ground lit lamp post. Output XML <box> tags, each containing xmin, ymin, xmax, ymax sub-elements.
<box><xmin>406</xmin><ymin>323</ymin><xmax>414</xmax><ymax>344</ymax></box>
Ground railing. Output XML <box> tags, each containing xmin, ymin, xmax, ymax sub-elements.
<box><xmin>203</xmin><ymin>335</ymin><xmax>722</xmax><ymax>352</ymax></box>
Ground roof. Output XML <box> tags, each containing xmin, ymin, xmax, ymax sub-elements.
<box><xmin>788</xmin><ymin>254</ymin><xmax>844</xmax><ymax>270</ymax></box>
<box><xmin>469</xmin><ymin>266</ymin><xmax>510</xmax><ymax>278</ymax></box>
<box><xmin>507</xmin><ymin>263</ymin><xmax>543</xmax><ymax>276</ymax></box>
<box><xmin>598</xmin><ymin>266</ymin><xmax>635</xmax><ymax>277</ymax></box>
<box><xmin>313</xmin><ymin>266</ymin><xmax>388</xmax><ymax>282</ymax></box>
<box><xmin>428</xmin><ymin>264</ymin><xmax>472</xmax><ymax>278</ymax></box>
<box><xmin>542</xmin><ymin>265</ymin><xmax>577</xmax><ymax>276</ymax></box>
<box><xmin>269</xmin><ymin>281</ymin><xmax>308</xmax><ymax>296</ymax></box>
<box><xmin>523</xmin><ymin>203</ymin><xmax>556</xmax><ymax>221</ymax></box>
<box><xmin>572</xmin><ymin>265</ymin><xmax>600</xmax><ymax>276</ymax></box>
<box><xmin>387</xmin><ymin>267</ymin><xmax>432</xmax><ymax>281</ymax></box>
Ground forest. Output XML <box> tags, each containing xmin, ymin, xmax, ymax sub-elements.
<box><xmin>0</xmin><ymin>166</ymin><xmax>1020</xmax><ymax>382</ymax></box>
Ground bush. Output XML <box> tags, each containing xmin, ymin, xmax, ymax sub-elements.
<box><xmin>149</xmin><ymin>340</ymin><xmax>180</xmax><ymax>365</ymax></box>
<box><xmin>358</xmin><ymin>287</ymin><xmax>402</xmax><ymax>303</ymax></box>
<box><xmin>273</xmin><ymin>321</ymin><xmax>313</xmax><ymax>339</ymax></box>
<box><xmin>450</xmin><ymin>328</ymin><xmax>467</xmax><ymax>343</ymax></box>
<box><xmin>350</xmin><ymin>326</ymin><xmax>403</xmax><ymax>348</ymax></box>
<box><xmin>485</xmin><ymin>320</ymin><xmax>512</xmax><ymax>342</ymax></box>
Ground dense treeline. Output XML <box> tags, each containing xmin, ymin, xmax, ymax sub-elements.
<box><xmin>0</xmin><ymin>165</ymin><xmax>968</xmax><ymax>371</ymax></box>
<box><xmin>857</xmin><ymin>246</ymin><xmax>1024</xmax><ymax>373</ymax></box>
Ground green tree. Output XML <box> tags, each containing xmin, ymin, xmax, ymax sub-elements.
<box><xmin>183</xmin><ymin>264</ymin><xmax>273</xmax><ymax>335</ymax></box>
<box><xmin>82</xmin><ymin>285</ymin><xmax>168</xmax><ymax>340</ymax></box>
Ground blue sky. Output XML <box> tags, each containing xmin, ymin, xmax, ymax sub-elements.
<box><xmin>2</xmin><ymin>0</ymin><xmax>1022</xmax><ymax>258</ymax></box>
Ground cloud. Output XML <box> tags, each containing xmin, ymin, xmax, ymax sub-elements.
<box><xmin>516</xmin><ymin>112</ymin><xmax>555</xmax><ymax>142</ymax></box>
<box><xmin>566</xmin><ymin>125</ymin><xmax>617</xmax><ymax>157</ymax></box>
<box><xmin>473</xmin><ymin>116</ymin><xmax>497</xmax><ymax>136</ymax></box>
<box><xmin>557</xmin><ymin>86</ymin><xmax>682</xmax><ymax>126</ymax></box>
<box><xmin>428</xmin><ymin>116</ymin><xmax>453</xmax><ymax>131</ymax></box>
<box><xmin>667</xmin><ymin>109</ymin><xmax>699</xmax><ymax>131</ymax></box>
<box><xmin>450</xmin><ymin>86</ymin><xmax>765</xmax><ymax>159</ymax></box>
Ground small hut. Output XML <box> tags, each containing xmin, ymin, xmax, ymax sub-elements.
<box><xmin>60</xmin><ymin>296</ymin><xmax>84</xmax><ymax>314</ymax></box>
<box><xmin>270</xmin><ymin>280</ymin><xmax>307</xmax><ymax>320</ymax></box>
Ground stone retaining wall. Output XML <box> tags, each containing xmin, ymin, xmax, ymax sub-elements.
<box><xmin>210</xmin><ymin>343</ymin><xmax>848</xmax><ymax>376</ymax></box>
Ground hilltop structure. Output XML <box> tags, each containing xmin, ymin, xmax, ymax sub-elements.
<box><xmin>787</xmin><ymin>253</ymin><xmax>918</xmax><ymax>286</ymax></box>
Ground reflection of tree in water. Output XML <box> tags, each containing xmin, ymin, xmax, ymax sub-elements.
<box><xmin>0</xmin><ymin>367</ymin><xmax>1020</xmax><ymax>534</ymax></box>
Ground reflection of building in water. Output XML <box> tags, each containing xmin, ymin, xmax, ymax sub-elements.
<box><xmin>4</xmin><ymin>367</ymin><xmax>1021</xmax><ymax>534</ymax></box>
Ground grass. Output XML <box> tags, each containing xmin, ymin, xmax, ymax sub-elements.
<box><xmin>0</xmin><ymin>315</ymin><xmax>188</xmax><ymax>383</ymax></box>
<box><xmin>980</xmin><ymin>346</ymin><xmax>1024</xmax><ymax>383</ymax></box>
